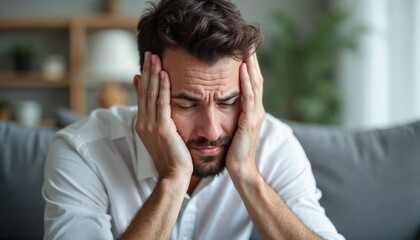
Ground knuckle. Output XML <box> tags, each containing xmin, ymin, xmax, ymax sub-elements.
<box><xmin>156</xmin><ymin>125</ymin><xmax>167</xmax><ymax>138</ymax></box>
<box><xmin>142</xmin><ymin>88</ymin><xmax>148</xmax><ymax>96</ymax></box>
<box><xmin>253</xmin><ymin>81</ymin><xmax>260</xmax><ymax>89</ymax></box>
<box><xmin>158</xmin><ymin>99</ymin><xmax>165</xmax><ymax>107</ymax></box>
<box><xmin>148</xmin><ymin>90</ymin><xmax>157</xmax><ymax>98</ymax></box>
<box><xmin>136</xmin><ymin>124</ymin><xmax>146</xmax><ymax>134</ymax></box>
<box><xmin>259</xmin><ymin>111</ymin><xmax>266</xmax><ymax>120</ymax></box>
<box><xmin>146</xmin><ymin>123</ymin><xmax>154</xmax><ymax>132</ymax></box>
<box><xmin>142</xmin><ymin>67</ymin><xmax>149</xmax><ymax>75</ymax></box>
<box><xmin>245</xmin><ymin>93</ymin><xmax>254</xmax><ymax>99</ymax></box>
<box><xmin>153</xmin><ymin>66</ymin><xmax>160</xmax><ymax>75</ymax></box>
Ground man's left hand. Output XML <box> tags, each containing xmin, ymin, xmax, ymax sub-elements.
<box><xmin>226</xmin><ymin>52</ymin><xmax>265</xmax><ymax>180</ymax></box>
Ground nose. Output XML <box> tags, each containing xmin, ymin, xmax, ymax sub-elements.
<box><xmin>196</xmin><ymin>107</ymin><xmax>223</xmax><ymax>141</ymax></box>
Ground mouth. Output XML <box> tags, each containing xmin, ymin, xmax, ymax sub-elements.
<box><xmin>192</xmin><ymin>146</ymin><xmax>223</xmax><ymax>156</ymax></box>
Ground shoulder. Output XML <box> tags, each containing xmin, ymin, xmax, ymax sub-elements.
<box><xmin>259</xmin><ymin>113</ymin><xmax>294</xmax><ymax>144</ymax></box>
<box><xmin>56</xmin><ymin>105</ymin><xmax>137</xmax><ymax>148</ymax></box>
<box><xmin>257</xmin><ymin>113</ymin><xmax>303</xmax><ymax>166</ymax></box>
<box><xmin>257</xmin><ymin>113</ymin><xmax>310</xmax><ymax>180</ymax></box>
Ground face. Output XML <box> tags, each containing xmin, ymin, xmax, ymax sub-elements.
<box><xmin>162</xmin><ymin>48</ymin><xmax>242</xmax><ymax>178</ymax></box>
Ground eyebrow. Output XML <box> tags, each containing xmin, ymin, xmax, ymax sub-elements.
<box><xmin>172</xmin><ymin>91</ymin><xmax>241</xmax><ymax>102</ymax></box>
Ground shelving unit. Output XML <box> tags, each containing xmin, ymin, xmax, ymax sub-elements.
<box><xmin>0</xmin><ymin>15</ymin><xmax>138</xmax><ymax>117</ymax></box>
<box><xmin>0</xmin><ymin>72</ymin><xmax>69</xmax><ymax>88</ymax></box>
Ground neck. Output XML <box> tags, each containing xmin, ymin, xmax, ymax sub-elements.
<box><xmin>187</xmin><ymin>176</ymin><xmax>201</xmax><ymax>196</ymax></box>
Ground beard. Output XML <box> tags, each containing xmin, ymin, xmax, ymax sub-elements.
<box><xmin>186</xmin><ymin>135</ymin><xmax>231</xmax><ymax>178</ymax></box>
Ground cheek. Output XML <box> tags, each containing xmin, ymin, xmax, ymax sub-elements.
<box><xmin>171</xmin><ymin>111</ymin><xmax>191</xmax><ymax>143</ymax></box>
<box><xmin>223</xmin><ymin>107</ymin><xmax>241</xmax><ymax>135</ymax></box>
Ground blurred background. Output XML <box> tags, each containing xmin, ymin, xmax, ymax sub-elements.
<box><xmin>0</xmin><ymin>0</ymin><xmax>419</xmax><ymax>129</ymax></box>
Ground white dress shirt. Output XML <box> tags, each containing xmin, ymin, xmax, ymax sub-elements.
<box><xmin>43</xmin><ymin>106</ymin><xmax>344</xmax><ymax>240</ymax></box>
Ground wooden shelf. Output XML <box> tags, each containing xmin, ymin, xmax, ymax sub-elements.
<box><xmin>78</xmin><ymin>16</ymin><xmax>138</xmax><ymax>29</ymax></box>
<box><xmin>0</xmin><ymin>72</ymin><xmax>69</xmax><ymax>88</ymax></box>
<box><xmin>0</xmin><ymin>18</ymin><xmax>70</xmax><ymax>29</ymax></box>
<box><xmin>0</xmin><ymin>15</ymin><xmax>139</xmax><ymax>115</ymax></box>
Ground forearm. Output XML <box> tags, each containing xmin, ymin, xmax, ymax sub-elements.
<box><xmin>231</xmin><ymin>171</ymin><xmax>321</xmax><ymax>240</ymax></box>
<box><xmin>119</xmin><ymin>177</ymin><xmax>188</xmax><ymax>240</ymax></box>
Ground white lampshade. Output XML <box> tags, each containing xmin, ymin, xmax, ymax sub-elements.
<box><xmin>84</xmin><ymin>29</ymin><xmax>139</xmax><ymax>84</ymax></box>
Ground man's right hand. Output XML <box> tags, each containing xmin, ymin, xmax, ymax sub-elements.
<box><xmin>133</xmin><ymin>51</ymin><xmax>193</xmax><ymax>184</ymax></box>
<box><xmin>120</xmin><ymin>52</ymin><xmax>192</xmax><ymax>240</ymax></box>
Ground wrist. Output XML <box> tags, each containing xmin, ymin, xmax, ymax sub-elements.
<box><xmin>230</xmin><ymin>167</ymin><xmax>265</xmax><ymax>201</ymax></box>
<box><xmin>159</xmin><ymin>169</ymin><xmax>192</xmax><ymax>194</ymax></box>
<box><xmin>228</xmin><ymin>161</ymin><xmax>260</xmax><ymax>187</ymax></box>
<box><xmin>158</xmin><ymin>176</ymin><xmax>190</xmax><ymax>199</ymax></box>
<box><xmin>227</xmin><ymin>156</ymin><xmax>257</xmax><ymax>177</ymax></box>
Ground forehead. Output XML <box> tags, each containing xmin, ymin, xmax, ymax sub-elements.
<box><xmin>162</xmin><ymin>48</ymin><xmax>242</xmax><ymax>96</ymax></box>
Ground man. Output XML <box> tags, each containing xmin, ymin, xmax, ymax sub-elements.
<box><xmin>43</xmin><ymin>0</ymin><xmax>344</xmax><ymax>239</ymax></box>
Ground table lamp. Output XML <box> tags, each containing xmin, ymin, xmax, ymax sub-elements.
<box><xmin>84</xmin><ymin>29</ymin><xmax>139</xmax><ymax>108</ymax></box>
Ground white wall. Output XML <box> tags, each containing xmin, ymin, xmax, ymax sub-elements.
<box><xmin>334</xmin><ymin>0</ymin><xmax>420</xmax><ymax>129</ymax></box>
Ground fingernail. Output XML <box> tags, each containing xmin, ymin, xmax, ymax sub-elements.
<box><xmin>160</xmin><ymin>71</ymin><xmax>165</xmax><ymax>80</ymax></box>
<box><xmin>151</xmin><ymin>55</ymin><xmax>156</xmax><ymax>65</ymax></box>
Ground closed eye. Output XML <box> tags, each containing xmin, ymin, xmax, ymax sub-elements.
<box><xmin>177</xmin><ymin>103</ymin><xmax>197</xmax><ymax>110</ymax></box>
<box><xmin>218</xmin><ymin>96</ymin><xmax>240</xmax><ymax>107</ymax></box>
<box><xmin>218</xmin><ymin>101</ymin><xmax>235</xmax><ymax>107</ymax></box>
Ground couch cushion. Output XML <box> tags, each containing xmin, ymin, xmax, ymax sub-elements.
<box><xmin>55</xmin><ymin>107</ymin><xmax>84</xmax><ymax>129</ymax></box>
<box><xmin>289</xmin><ymin>121</ymin><xmax>420</xmax><ymax>240</ymax></box>
<box><xmin>0</xmin><ymin>122</ymin><xmax>56</xmax><ymax>239</ymax></box>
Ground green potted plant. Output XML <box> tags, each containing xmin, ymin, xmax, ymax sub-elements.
<box><xmin>9</xmin><ymin>43</ymin><xmax>37</xmax><ymax>72</ymax></box>
<box><xmin>0</xmin><ymin>99</ymin><xmax>12</xmax><ymax>121</ymax></box>
<box><xmin>260</xmin><ymin>10</ymin><xmax>365</xmax><ymax>124</ymax></box>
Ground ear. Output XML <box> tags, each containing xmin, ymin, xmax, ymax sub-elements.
<box><xmin>133</xmin><ymin>74</ymin><xmax>141</xmax><ymax>91</ymax></box>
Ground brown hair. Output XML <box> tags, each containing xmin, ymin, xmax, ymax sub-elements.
<box><xmin>137</xmin><ymin>0</ymin><xmax>263</xmax><ymax>70</ymax></box>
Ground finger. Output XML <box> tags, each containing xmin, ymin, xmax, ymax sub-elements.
<box><xmin>147</xmin><ymin>54</ymin><xmax>162</xmax><ymax>123</ymax></box>
<box><xmin>253</xmin><ymin>52</ymin><xmax>263</xmax><ymax>83</ymax></box>
<box><xmin>252</xmin><ymin>53</ymin><xmax>264</xmax><ymax>103</ymax></box>
<box><xmin>246</xmin><ymin>53</ymin><xmax>263</xmax><ymax>102</ymax></box>
<box><xmin>247</xmin><ymin>52</ymin><xmax>260</xmax><ymax>83</ymax></box>
<box><xmin>139</xmin><ymin>51</ymin><xmax>151</xmax><ymax>119</ymax></box>
<box><xmin>240</xmin><ymin>63</ymin><xmax>254</xmax><ymax>111</ymax></box>
<box><xmin>157</xmin><ymin>71</ymin><xmax>171</xmax><ymax>125</ymax></box>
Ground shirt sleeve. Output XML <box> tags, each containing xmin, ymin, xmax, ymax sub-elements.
<box><xmin>257</xmin><ymin>122</ymin><xmax>345</xmax><ymax>240</ymax></box>
<box><xmin>43</xmin><ymin>137</ymin><xmax>114</xmax><ymax>240</ymax></box>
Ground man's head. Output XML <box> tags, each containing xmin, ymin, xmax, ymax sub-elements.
<box><xmin>136</xmin><ymin>0</ymin><xmax>263</xmax><ymax>178</ymax></box>
<box><xmin>137</xmin><ymin>0</ymin><xmax>263</xmax><ymax>69</ymax></box>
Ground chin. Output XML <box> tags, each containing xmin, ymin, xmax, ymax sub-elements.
<box><xmin>192</xmin><ymin>154</ymin><xmax>226</xmax><ymax>178</ymax></box>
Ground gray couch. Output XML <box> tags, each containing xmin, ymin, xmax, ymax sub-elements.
<box><xmin>1</xmin><ymin>113</ymin><xmax>420</xmax><ymax>239</ymax></box>
<box><xmin>287</xmin><ymin>121</ymin><xmax>420</xmax><ymax>240</ymax></box>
